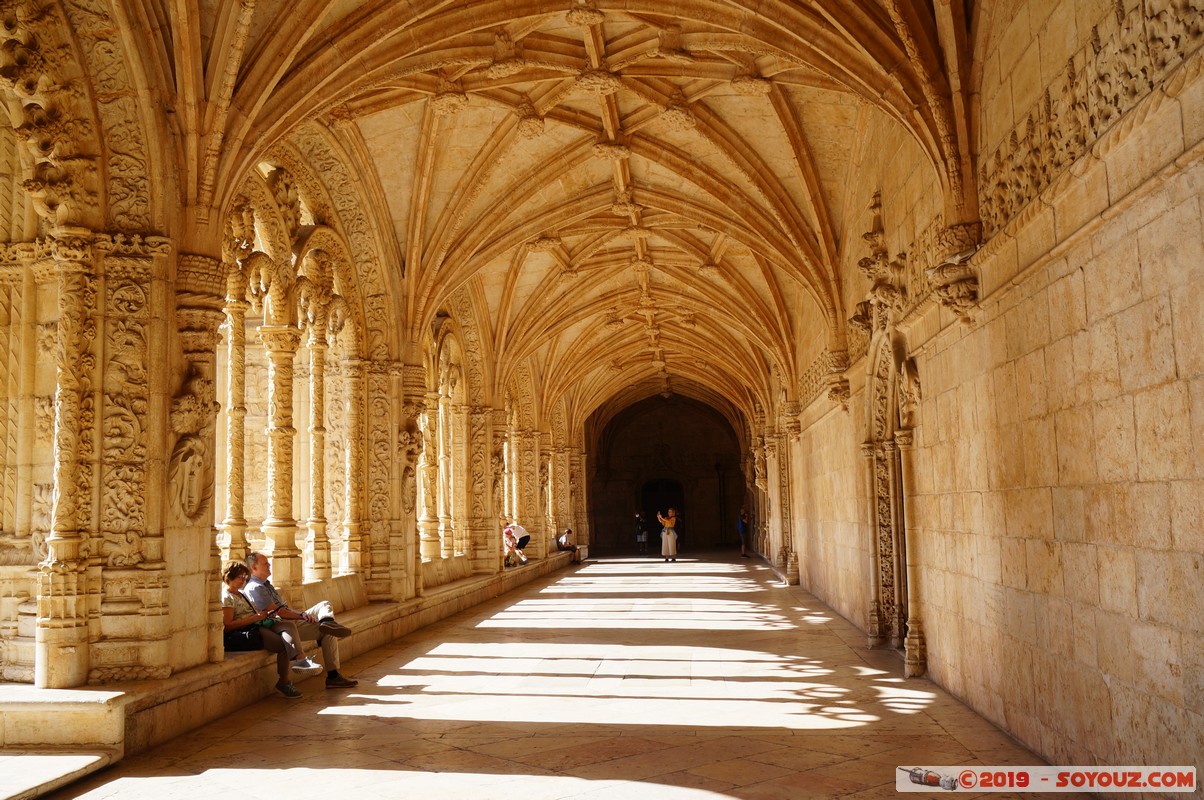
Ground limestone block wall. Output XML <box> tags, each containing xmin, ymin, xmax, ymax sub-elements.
<box><xmin>913</xmin><ymin>147</ymin><xmax>1204</xmax><ymax>769</ymax></box>
<box><xmin>793</xmin><ymin>402</ymin><xmax>868</xmax><ymax>629</ymax></box>
<box><xmin>789</xmin><ymin>0</ymin><xmax>1204</xmax><ymax>773</ymax></box>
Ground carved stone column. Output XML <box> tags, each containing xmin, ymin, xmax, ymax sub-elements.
<box><xmin>304</xmin><ymin>333</ymin><xmax>331</xmax><ymax>580</ymax></box>
<box><xmin>513</xmin><ymin>428</ymin><xmax>541</xmax><ymax>556</ymax></box>
<box><xmin>342</xmin><ymin>358</ymin><xmax>366</xmax><ymax>575</ymax></box>
<box><xmin>882</xmin><ymin>438</ymin><xmax>905</xmax><ymax>649</ymax></box>
<box><xmin>364</xmin><ymin>361</ymin><xmax>392</xmax><ymax>596</ymax></box>
<box><xmin>896</xmin><ymin>429</ymin><xmax>927</xmax><ymax>677</ymax></box>
<box><xmin>491</xmin><ymin>410</ymin><xmax>509</xmax><ymax>571</ymax></box>
<box><xmin>570</xmin><ymin>448</ymin><xmax>588</xmax><ymax>544</ymax></box>
<box><xmin>860</xmin><ymin>441</ymin><xmax>886</xmax><ymax>648</ymax></box>
<box><xmin>172</xmin><ymin>253</ymin><xmax>224</xmax><ymax>670</ymax></box>
<box><xmin>417</xmin><ymin>392</ymin><xmax>440</xmax><ymax>563</ymax></box>
<box><xmin>35</xmin><ymin>232</ymin><xmax>97</xmax><ymax>689</ymax></box>
<box><xmin>256</xmin><ymin>325</ymin><xmax>301</xmax><ymax>591</ymax></box>
<box><xmin>221</xmin><ymin>266</ymin><xmax>249</xmax><ymax>562</ymax></box>
<box><xmin>551</xmin><ymin>446</ymin><xmax>571</xmax><ymax>534</ymax></box>
<box><xmin>436</xmin><ymin>389</ymin><xmax>453</xmax><ymax>558</ymax></box>
<box><xmin>774</xmin><ymin>430</ymin><xmax>799</xmax><ymax>584</ymax></box>
<box><xmin>467</xmin><ymin>406</ymin><xmax>493</xmax><ymax>573</ymax></box>
<box><xmin>450</xmin><ymin>402</ymin><xmax>470</xmax><ymax>556</ymax></box>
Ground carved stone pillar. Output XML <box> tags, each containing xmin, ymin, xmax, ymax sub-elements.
<box><xmin>304</xmin><ymin>335</ymin><xmax>331</xmax><ymax>580</ymax></box>
<box><xmin>491</xmin><ymin>410</ymin><xmax>509</xmax><ymax>571</ymax></box>
<box><xmin>417</xmin><ymin>392</ymin><xmax>440</xmax><ymax>562</ymax></box>
<box><xmin>882</xmin><ymin>439</ymin><xmax>906</xmax><ymax>649</ymax></box>
<box><xmin>551</xmin><ymin>446</ymin><xmax>571</xmax><ymax>534</ymax></box>
<box><xmin>896</xmin><ymin>429</ymin><xmax>927</xmax><ymax>677</ymax></box>
<box><xmin>364</xmin><ymin>361</ymin><xmax>392</xmax><ymax>595</ymax></box>
<box><xmin>256</xmin><ymin>325</ymin><xmax>301</xmax><ymax>591</ymax></box>
<box><xmin>172</xmin><ymin>253</ymin><xmax>224</xmax><ymax>670</ymax></box>
<box><xmin>221</xmin><ymin>267</ymin><xmax>249</xmax><ymax>562</ymax></box>
<box><xmin>513</xmin><ymin>428</ymin><xmax>541</xmax><ymax>555</ymax></box>
<box><xmin>451</xmin><ymin>403</ymin><xmax>470</xmax><ymax>556</ymax></box>
<box><xmin>570</xmin><ymin>448</ymin><xmax>588</xmax><ymax>544</ymax></box>
<box><xmin>467</xmin><ymin>406</ymin><xmax>494</xmax><ymax>573</ymax></box>
<box><xmin>35</xmin><ymin>232</ymin><xmax>97</xmax><ymax>689</ymax></box>
<box><xmin>774</xmin><ymin>431</ymin><xmax>799</xmax><ymax>584</ymax></box>
<box><xmin>436</xmin><ymin>390</ymin><xmax>453</xmax><ymax>558</ymax></box>
<box><xmin>860</xmin><ymin>441</ymin><xmax>886</xmax><ymax>648</ymax></box>
<box><xmin>342</xmin><ymin>358</ymin><xmax>366</xmax><ymax>575</ymax></box>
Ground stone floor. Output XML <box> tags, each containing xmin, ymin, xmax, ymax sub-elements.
<box><xmin>39</xmin><ymin>552</ymin><xmax>1066</xmax><ymax>800</ymax></box>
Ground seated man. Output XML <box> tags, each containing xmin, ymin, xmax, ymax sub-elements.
<box><xmin>243</xmin><ymin>552</ymin><xmax>358</xmax><ymax>688</ymax></box>
<box><xmin>557</xmin><ymin>528</ymin><xmax>582</xmax><ymax>563</ymax></box>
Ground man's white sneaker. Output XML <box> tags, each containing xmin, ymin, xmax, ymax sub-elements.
<box><xmin>291</xmin><ymin>657</ymin><xmax>324</xmax><ymax>677</ymax></box>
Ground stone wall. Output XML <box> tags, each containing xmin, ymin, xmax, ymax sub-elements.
<box><xmin>791</xmin><ymin>0</ymin><xmax>1204</xmax><ymax>773</ymax></box>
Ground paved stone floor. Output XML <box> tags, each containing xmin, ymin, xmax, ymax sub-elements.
<box><xmin>45</xmin><ymin>552</ymin><xmax>1060</xmax><ymax>800</ymax></box>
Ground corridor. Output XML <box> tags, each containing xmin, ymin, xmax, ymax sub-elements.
<box><xmin>48</xmin><ymin>553</ymin><xmax>1050</xmax><ymax>799</ymax></box>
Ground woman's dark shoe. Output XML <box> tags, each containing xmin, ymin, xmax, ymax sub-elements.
<box><xmin>276</xmin><ymin>681</ymin><xmax>302</xmax><ymax>699</ymax></box>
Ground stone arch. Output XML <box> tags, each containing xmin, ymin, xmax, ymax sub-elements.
<box><xmin>277</xmin><ymin>124</ymin><xmax>401</xmax><ymax>362</ymax></box>
<box><xmin>412</xmin><ymin>312</ymin><xmax>475</xmax><ymax>573</ymax></box>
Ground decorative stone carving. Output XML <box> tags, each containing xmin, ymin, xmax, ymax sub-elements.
<box><xmin>575</xmin><ymin>67</ymin><xmax>622</xmax><ymax>96</ymax></box>
<box><xmin>825</xmin><ymin>375</ymin><xmax>851</xmax><ymax>411</ymax></box>
<box><xmin>284</xmin><ymin>125</ymin><xmax>386</xmax><ymax>358</ymax></box>
<box><xmin>731</xmin><ymin>73</ymin><xmax>772</xmax><ymax>95</ymax></box>
<box><xmin>978</xmin><ymin>0</ymin><xmax>1204</xmax><ymax>236</ymax></box>
<box><xmin>526</xmin><ymin>235</ymin><xmax>562</xmax><ymax>253</ymax></box>
<box><xmin>593</xmin><ymin>141</ymin><xmax>630</xmax><ymax>160</ymax></box>
<box><xmin>659</xmin><ymin>90</ymin><xmax>696</xmax><ymax>131</ymax></box>
<box><xmin>898</xmin><ymin>358</ymin><xmax>921</xmax><ymax>429</ymax></box>
<box><xmin>431</xmin><ymin>77</ymin><xmax>468</xmax><ymax>115</ymax></box>
<box><xmin>515</xmin><ymin>99</ymin><xmax>544</xmax><ymax>138</ymax></box>
<box><xmin>565</xmin><ymin>3</ymin><xmax>604</xmax><ymax>27</ymax></box>
<box><xmin>0</xmin><ymin>2</ymin><xmax>106</xmax><ymax>228</ymax></box>
<box><xmin>168</xmin><ymin>366</ymin><xmax>219</xmax><ymax>524</ymax></box>
<box><xmin>486</xmin><ymin>31</ymin><xmax>525</xmax><ymax>78</ymax></box>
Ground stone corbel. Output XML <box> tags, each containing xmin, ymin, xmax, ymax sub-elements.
<box><xmin>926</xmin><ymin>222</ymin><xmax>982</xmax><ymax>324</ymax></box>
<box><xmin>824</xmin><ymin>349</ymin><xmax>851</xmax><ymax>413</ymax></box>
<box><xmin>783</xmin><ymin>401</ymin><xmax>801</xmax><ymax>439</ymax></box>
<box><xmin>825</xmin><ymin>374</ymin><xmax>851</xmax><ymax>411</ymax></box>
<box><xmin>849</xmin><ymin>300</ymin><xmax>872</xmax><ymax>334</ymax></box>
<box><xmin>926</xmin><ymin>261</ymin><xmax>979</xmax><ymax>324</ymax></box>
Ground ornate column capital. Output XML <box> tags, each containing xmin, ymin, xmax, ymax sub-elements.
<box><xmin>257</xmin><ymin>324</ymin><xmax>301</xmax><ymax>354</ymax></box>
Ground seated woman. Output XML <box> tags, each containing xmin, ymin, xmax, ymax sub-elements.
<box><xmin>503</xmin><ymin>528</ymin><xmax>528</xmax><ymax>567</ymax></box>
<box><xmin>557</xmin><ymin>528</ymin><xmax>582</xmax><ymax>563</ymax></box>
<box><xmin>220</xmin><ymin>560</ymin><xmax>323</xmax><ymax>698</ymax></box>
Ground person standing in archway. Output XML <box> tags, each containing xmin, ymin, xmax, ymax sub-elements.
<box><xmin>634</xmin><ymin>511</ymin><xmax>648</xmax><ymax>554</ymax></box>
<box><xmin>657</xmin><ymin>507</ymin><xmax>678</xmax><ymax>562</ymax></box>
<box><xmin>737</xmin><ymin>508</ymin><xmax>750</xmax><ymax>558</ymax></box>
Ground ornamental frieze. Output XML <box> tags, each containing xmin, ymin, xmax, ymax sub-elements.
<box><xmin>978</xmin><ymin>0</ymin><xmax>1204</xmax><ymax>239</ymax></box>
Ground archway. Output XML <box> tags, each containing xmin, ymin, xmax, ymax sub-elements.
<box><xmin>587</xmin><ymin>395</ymin><xmax>744</xmax><ymax>553</ymax></box>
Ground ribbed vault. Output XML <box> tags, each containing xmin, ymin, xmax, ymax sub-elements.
<box><xmin>143</xmin><ymin>0</ymin><xmax>976</xmax><ymax>433</ymax></box>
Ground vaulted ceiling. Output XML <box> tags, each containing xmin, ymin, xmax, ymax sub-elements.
<box><xmin>159</xmin><ymin>0</ymin><xmax>974</xmax><ymax>428</ymax></box>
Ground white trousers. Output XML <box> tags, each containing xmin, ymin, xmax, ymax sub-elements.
<box><xmin>661</xmin><ymin>529</ymin><xmax>678</xmax><ymax>556</ymax></box>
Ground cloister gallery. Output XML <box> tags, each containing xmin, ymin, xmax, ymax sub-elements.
<box><xmin>0</xmin><ymin>0</ymin><xmax>1201</xmax><ymax>792</ymax></box>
